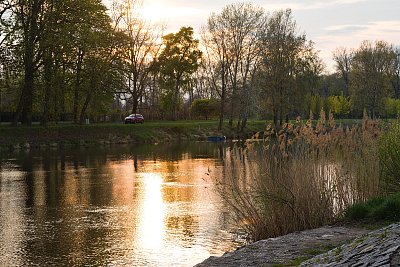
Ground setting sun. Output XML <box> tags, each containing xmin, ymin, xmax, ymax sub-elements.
<box><xmin>138</xmin><ymin>1</ymin><xmax>203</xmax><ymax>23</ymax></box>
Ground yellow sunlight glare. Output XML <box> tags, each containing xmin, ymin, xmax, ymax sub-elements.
<box><xmin>139</xmin><ymin>1</ymin><xmax>170</xmax><ymax>22</ymax></box>
<box><xmin>138</xmin><ymin>0</ymin><xmax>203</xmax><ymax>23</ymax></box>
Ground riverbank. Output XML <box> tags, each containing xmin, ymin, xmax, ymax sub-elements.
<box><xmin>0</xmin><ymin>120</ymin><xmax>266</xmax><ymax>152</ymax></box>
<box><xmin>195</xmin><ymin>222</ymin><xmax>400</xmax><ymax>267</ymax></box>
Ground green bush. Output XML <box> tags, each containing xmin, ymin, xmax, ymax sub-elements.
<box><xmin>327</xmin><ymin>93</ymin><xmax>352</xmax><ymax>118</ymax></box>
<box><xmin>190</xmin><ymin>99</ymin><xmax>219</xmax><ymax>120</ymax></box>
<box><xmin>384</xmin><ymin>98</ymin><xmax>400</xmax><ymax>118</ymax></box>
<box><xmin>345</xmin><ymin>193</ymin><xmax>400</xmax><ymax>222</ymax></box>
<box><xmin>345</xmin><ymin>204</ymin><xmax>370</xmax><ymax>220</ymax></box>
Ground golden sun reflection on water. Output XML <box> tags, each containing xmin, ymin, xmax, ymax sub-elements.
<box><xmin>1</xmin><ymin>147</ymin><xmax>239</xmax><ymax>267</ymax></box>
<box><xmin>105</xmin><ymin>158</ymin><xmax>225</xmax><ymax>265</ymax></box>
<box><xmin>137</xmin><ymin>172</ymin><xmax>165</xmax><ymax>249</ymax></box>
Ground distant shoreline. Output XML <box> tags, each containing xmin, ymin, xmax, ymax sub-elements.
<box><xmin>0</xmin><ymin>120</ymin><xmax>267</xmax><ymax>152</ymax></box>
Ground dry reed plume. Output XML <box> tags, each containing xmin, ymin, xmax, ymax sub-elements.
<box><xmin>217</xmin><ymin>110</ymin><xmax>381</xmax><ymax>241</ymax></box>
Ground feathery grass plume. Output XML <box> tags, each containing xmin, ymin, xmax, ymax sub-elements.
<box><xmin>216</xmin><ymin>114</ymin><xmax>382</xmax><ymax>241</ymax></box>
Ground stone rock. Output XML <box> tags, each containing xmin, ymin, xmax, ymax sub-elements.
<box><xmin>195</xmin><ymin>226</ymin><xmax>368</xmax><ymax>267</ymax></box>
<box><xmin>301</xmin><ymin>223</ymin><xmax>400</xmax><ymax>267</ymax></box>
<box><xmin>195</xmin><ymin>223</ymin><xmax>400</xmax><ymax>267</ymax></box>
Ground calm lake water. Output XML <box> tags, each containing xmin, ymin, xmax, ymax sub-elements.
<box><xmin>0</xmin><ymin>143</ymin><xmax>244</xmax><ymax>267</ymax></box>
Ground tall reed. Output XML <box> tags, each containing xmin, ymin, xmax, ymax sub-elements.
<box><xmin>379</xmin><ymin>121</ymin><xmax>400</xmax><ymax>194</ymax></box>
<box><xmin>217</xmin><ymin>111</ymin><xmax>381</xmax><ymax>241</ymax></box>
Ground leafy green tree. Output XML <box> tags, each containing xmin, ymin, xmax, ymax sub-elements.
<box><xmin>9</xmin><ymin>0</ymin><xmax>47</xmax><ymax>125</ymax></box>
<box><xmin>295</xmin><ymin>47</ymin><xmax>325</xmax><ymax>116</ymax></box>
<box><xmin>159</xmin><ymin>91</ymin><xmax>175</xmax><ymax>116</ymax></box>
<box><xmin>1</xmin><ymin>0</ymin><xmax>119</xmax><ymax>125</ymax></box>
<box><xmin>39</xmin><ymin>0</ymin><xmax>68</xmax><ymax>125</ymax></box>
<box><xmin>327</xmin><ymin>93</ymin><xmax>352</xmax><ymax>118</ymax></box>
<box><xmin>69</xmin><ymin>0</ymin><xmax>115</xmax><ymax>123</ymax></box>
<box><xmin>350</xmin><ymin>40</ymin><xmax>394</xmax><ymax>118</ymax></box>
<box><xmin>158</xmin><ymin>27</ymin><xmax>202</xmax><ymax>120</ymax></box>
<box><xmin>384</xmin><ymin>98</ymin><xmax>400</xmax><ymax>118</ymax></box>
<box><xmin>390</xmin><ymin>47</ymin><xmax>400</xmax><ymax>98</ymax></box>
<box><xmin>305</xmin><ymin>93</ymin><xmax>325</xmax><ymax>117</ymax></box>
<box><xmin>190</xmin><ymin>99</ymin><xmax>219</xmax><ymax>120</ymax></box>
<box><xmin>261</xmin><ymin>9</ymin><xmax>320</xmax><ymax>127</ymax></box>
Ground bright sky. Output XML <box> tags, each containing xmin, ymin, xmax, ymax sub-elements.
<box><xmin>105</xmin><ymin>0</ymin><xmax>400</xmax><ymax>72</ymax></box>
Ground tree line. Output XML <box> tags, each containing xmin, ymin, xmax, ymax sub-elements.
<box><xmin>1</xmin><ymin>1</ymin><xmax>399</xmax><ymax>128</ymax></box>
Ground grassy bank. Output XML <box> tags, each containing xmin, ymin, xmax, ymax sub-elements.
<box><xmin>0</xmin><ymin>120</ymin><xmax>267</xmax><ymax>150</ymax></box>
<box><xmin>345</xmin><ymin>192</ymin><xmax>400</xmax><ymax>223</ymax></box>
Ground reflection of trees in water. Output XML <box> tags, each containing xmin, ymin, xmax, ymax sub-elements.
<box><xmin>0</xmin><ymin>142</ymin><xmax>233</xmax><ymax>266</ymax></box>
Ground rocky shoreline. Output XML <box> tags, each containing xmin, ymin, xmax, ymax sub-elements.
<box><xmin>195</xmin><ymin>223</ymin><xmax>400</xmax><ymax>267</ymax></box>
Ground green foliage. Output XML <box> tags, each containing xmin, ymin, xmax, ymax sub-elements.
<box><xmin>261</xmin><ymin>9</ymin><xmax>322</xmax><ymax>126</ymax></box>
<box><xmin>158</xmin><ymin>27</ymin><xmax>202</xmax><ymax>79</ymax></box>
<box><xmin>0</xmin><ymin>0</ymin><xmax>121</xmax><ymax>125</ymax></box>
<box><xmin>327</xmin><ymin>93</ymin><xmax>352</xmax><ymax>118</ymax></box>
<box><xmin>159</xmin><ymin>91</ymin><xmax>176</xmax><ymax>114</ymax></box>
<box><xmin>2</xmin><ymin>1</ymin><xmax>400</xmax><ymax>125</ymax></box>
<box><xmin>379</xmin><ymin>122</ymin><xmax>400</xmax><ymax>193</ymax></box>
<box><xmin>158</xmin><ymin>27</ymin><xmax>202</xmax><ymax>119</ymax></box>
<box><xmin>190</xmin><ymin>99</ymin><xmax>219</xmax><ymax>119</ymax></box>
<box><xmin>305</xmin><ymin>94</ymin><xmax>325</xmax><ymax>116</ymax></box>
<box><xmin>349</xmin><ymin>40</ymin><xmax>394</xmax><ymax>118</ymax></box>
<box><xmin>345</xmin><ymin>193</ymin><xmax>400</xmax><ymax>222</ymax></box>
<box><xmin>384</xmin><ymin>98</ymin><xmax>400</xmax><ymax>117</ymax></box>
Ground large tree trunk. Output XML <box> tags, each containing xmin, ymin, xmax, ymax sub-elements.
<box><xmin>218</xmin><ymin>91</ymin><xmax>225</xmax><ymax>130</ymax></box>
<box><xmin>218</xmin><ymin>64</ymin><xmax>226</xmax><ymax>130</ymax></box>
<box><xmin>14</xmin><ymin>53</ymin><xmax>35</xmax><ymax>126</ymax></box>
<box><xmin>131</xmin><ymin>93</ymin><xmax>138</xmax><ymax>114</ymax></box>
<box><xmin>59</xmin><ymin>63</ymin><xmax>67</xmax><ymax>121</ymax></box>
<box><xmin>173</xmin><ymin>76</ymin><xmax>181</xmax><ymax>120</ymax></box>
<box><xmin>131</xmin><ymin>75</ymin><xmax>140</xmax><ymax>114</ymax></box>
<box><xmin>228</xmin><ymin>106</ymin><xmax>234</xmax><ymax>127</ymax></box>
<box><xmin>79</xmin><ymin>92</ymin><xmax>92</xmax><ymax>124</ymax></box>
<box><xmin>393</xmin><ymin>78</ymin><xmax>400</xmax><ymax>99</ymax></box>
<box><xmin>13</xmin><ymin>0</ymin><xmax>42</xmax><ymax>126</ymax></box>
<box><xmin>73</xmin><ymin>49</ymin><xmax>84</xmax><ymax>124</ymax></box>
<box><xmin>273</xmin><ymin>108</ymin><xmax>278</xmax><ymax>129</ymax></box>
<box><xmin>240</xmin><ymin>115</ymin><xmax>247</xmax><ymax>132</ymax></box>
<box><xmin>41</xmin><ymin>49</ymin><xmax>53</xmax><ymax>125</ymax></box>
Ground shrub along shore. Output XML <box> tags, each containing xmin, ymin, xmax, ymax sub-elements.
<box><xmin>0</xmin><ymin>120</ymin><xmax>267</xmax><ymax>152</ymax></box>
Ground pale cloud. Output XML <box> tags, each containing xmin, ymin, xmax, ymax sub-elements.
<box><xmin>140</xmin><ymin>5</ymin><xmax>205</xmax><ymax>21</ymax></box>
<box><xmin>262</xmin><ymin>0</ymin><xmax>367</xmax><ymax>12</ymax></box>
<box><xmin>137</xmin><ymin>0</ymin><xmax>205</xmax><ymax>22</ymax></box>
<box><xmin>315</xmin><ymin>20</ymin><xmax>400</xmax><ymax>71</ymax></box>
<box><xmin>324</xmin><ymin>20</ymin><xmax>400</xmax><ymax>38</ymax></box>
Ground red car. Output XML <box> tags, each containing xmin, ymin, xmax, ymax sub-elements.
<box><xmin>124</xmin><ymin>114</ymin><xmax>144</xmax><ymax>124</ymax></box>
